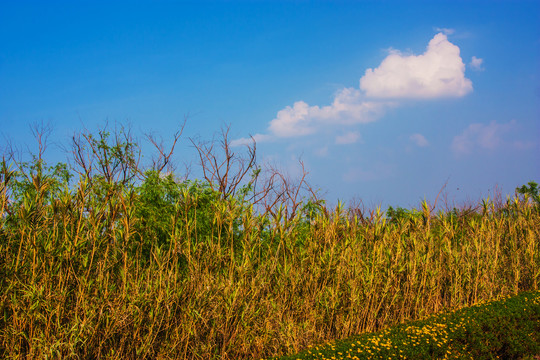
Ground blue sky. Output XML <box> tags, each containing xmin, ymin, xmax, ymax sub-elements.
<box><xmin>1</xmin><ymin>1</ymin><xmax>539</xmax><ymax>209</ymax></box>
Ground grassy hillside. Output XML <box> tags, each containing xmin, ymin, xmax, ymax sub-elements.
<box><xmin>275</xmin><ymin>290</ymin><xmax>540</xmax><ymax>359</ymax></box>
<box><xmin>1</xmin><ymin>126</ymin><xmax>538</xmax><ymax>359</ymax></box>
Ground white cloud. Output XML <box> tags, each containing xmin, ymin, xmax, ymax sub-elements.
<box><xmin>268</xmin><ymin>88</ymin><xmax>387</xmax><ymax>138</ymax></box>
<box><xmin>268</xmin><ymin>101</ymin><xmax>316</xmax><ymax>138</ymax></box>
<box><xmin>233</xmin><ymin>32</ymin><xmax>474</xmax><ymax>145</ymax></box>
<box><xmin>469</xmin><ymin>56</ymin><xmax>484</xmax><ymax>71</ymax></box>
<box><xmin>360</xmin><ymin>33</ymin><xmax>473</xmax><ymax>99</ymax></box>
<box><xmin>335</xmin><ymin>131</ymin><xmax>361</xmax><ymax>145</ymax></box>
<box><xmin>451</xmin><ymin>120</ymin><xmax>516</xmax><ymax>154</ymax></box>
<box><xmin>434</xmin><ymin>27</ymin><xmax>455</xmax><ymax>35</ymax></box>
<box><xmin>409</xmin><ymin>133</ymin><xmax>429</xmax><ymax>147</ymax></box>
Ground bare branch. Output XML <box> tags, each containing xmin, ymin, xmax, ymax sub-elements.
<box><xmin>29</xmin><ymin>121</ymin><xmax>53</xmax><ymax>164</ymax></box>
<box><xmin>255</xmin><ymin>158</ymin><xmax>317</xmax><ymax>221</ymax></box>
<box><xmin>69</xmin><ymin>122</ymin><xmax>141</xmax><ymax>186</ymax></box>
<box><xmin>190</xmin><ymin>125</ymin><xmax>257</xmax><ymax>200</ymax></box>
<box><xmin>146</xmin><ymin>116</ymin><xmax>187</xmax><ymax>175</ymax></box>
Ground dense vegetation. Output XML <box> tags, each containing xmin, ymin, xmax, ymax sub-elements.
<box><xmin>0</xmin><ymin>125</ymin><xmax>538</xmax><ymax>359</ymax></box>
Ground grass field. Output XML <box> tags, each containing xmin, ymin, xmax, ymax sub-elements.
<box><xmin>1</xmin><ymin>126</ymin><xmax>538</xmax><ymax>359</ymax></box>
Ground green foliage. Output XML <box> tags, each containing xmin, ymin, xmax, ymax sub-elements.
<box><xmin>516</xmin><ymin>181</ymin><xmax>540</xmax><ymax>207</ymax></box>
<box><xmin>6</xmin><ymin>158</ymin><xmax>71</xmax><ymax>210</ymax></box>
<box><xmin>134</xmin><ymin>170</ymin><xmax>184</xmax><ymax>248</ymax></box>
<box><xmin>386</xmin><ymin>206</ymin><xmax>421</xmax><ymax>224</ymax></box>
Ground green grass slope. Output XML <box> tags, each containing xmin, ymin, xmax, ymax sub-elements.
<box><xmin>275</xmin><ymin>290</ymin><xmax>540</xmax><ymax>360</ymax></box>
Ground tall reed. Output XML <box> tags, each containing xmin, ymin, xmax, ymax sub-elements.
<box><xmin>0</xmin><ymin>130</ymin><xmax>538</xmax><ymax>359</ymax></box>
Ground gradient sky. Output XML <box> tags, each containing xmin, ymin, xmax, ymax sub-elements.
<box><xmin>1</xmin><ymin>1</ymin><xmax>539</xmax><ymax>209</ymax></box>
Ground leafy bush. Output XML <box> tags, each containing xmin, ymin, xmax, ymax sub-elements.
<box><xmin>516</xmin><ymin>181</ymin><xmax>540</xmax><ymax>207</ymax></box>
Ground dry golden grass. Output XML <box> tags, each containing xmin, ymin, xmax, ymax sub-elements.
<box><xmin>0</xmin><ymin>129</ymin><xmax>538</xmax><ymax>359</ymax></box>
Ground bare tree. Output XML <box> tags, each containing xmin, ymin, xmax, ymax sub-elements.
<box><xmin>3</xmin><ymin>121</ymin><xmax>53</xmax><ymax>188</ymax></box>
<box><xmin>257</xmin><ymin>159</ymin><xmax>320</xmax><ymax>222</ymax></box>
<box><xmin>146</xmin><ymin>116</ymin><xmax>187</xmax><ymax>175</ymax></box>
<box><xmin>190</xmin><ymin>125</ymin><xmax>321</xmax><ymax>221</ymax></box>
<box><xmin>190</xmin><ymin>125</ymin><xmax>257</xmax><ymax>200</ymax></box>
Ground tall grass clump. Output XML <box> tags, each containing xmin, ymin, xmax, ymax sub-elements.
<box><xmin>0</xmin><ymin>124</ymin><xmax>538</xmax><ymax>359</ymax></box>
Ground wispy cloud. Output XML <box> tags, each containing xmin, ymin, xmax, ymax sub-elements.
<box><xmin>335</xmin><ymin>131</ymin><xmax>361</xmax><ymax>145</ymax></box>
<box><xmin>469</xmin><ymin>56</ymin><xmax>484</xmax><ymax>71</ymax></box>
<box><xmin>360</xmin><ymin>33</ymin><xmax>472</xmax><ymax>98</ymax></box>
<box><xmin>230</xmin><ymin>133</ymin><xmax>272</xmax><ymax>147</ymax></box>
<box><xmin>434</xmin><ymin>27</ymin><xmax>455</xmax><ymax>35</ymax></box>
<box><xmin>314</xmin><ymin>146</ymin><xmax>329</xmax><ymax>157</ymax></box>
<box><xmin>409</xmin><ymin>133</ymin><xmax>429</xmax><ymax>147</ymax></box>
<box><xmin>451</xmin><ymin>120</ymin><xmax>516</xmax><ymax>155</ymax></box>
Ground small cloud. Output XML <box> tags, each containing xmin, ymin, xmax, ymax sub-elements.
<box><xmin>230</xmin><ymin>133</ymin><xmax>272</xmax><ymax>147</ymax></box>
<box><xmin>434</xmin><ymin>27</ymin><xmax>455</xmax><ymax>35</ymax></box>
<box><xmin>335</xmin><ymin>131</ymin><xmax>361</xmax><ymax>145</ymax></box>
<box><xmin>469</xmin><ymin>56</ymin><xmax>484</xmax><ymax>71</ymax></box>
<box><xmin>409</xmin><ymin>133</ymin><xmax>429</xmax><ymax>147</ymax></box>
<box><xmin>315</xmin><ymin>146</ymin><xmax>329</xmax><ymax>157</ymax></box>
<box><xmin>360</xmin><ymin>33</ymin><xmax>472</xmax><ymax>99</ymax></box>
<box><xmin>451</xmin><ymin>120</ymin><xmax>517</xmax><ymax>155</ymax></box>
<box><xmin>269</xmin><ymin>101</ymin><xmax>315</xmax><ymax>138</ymax></box>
